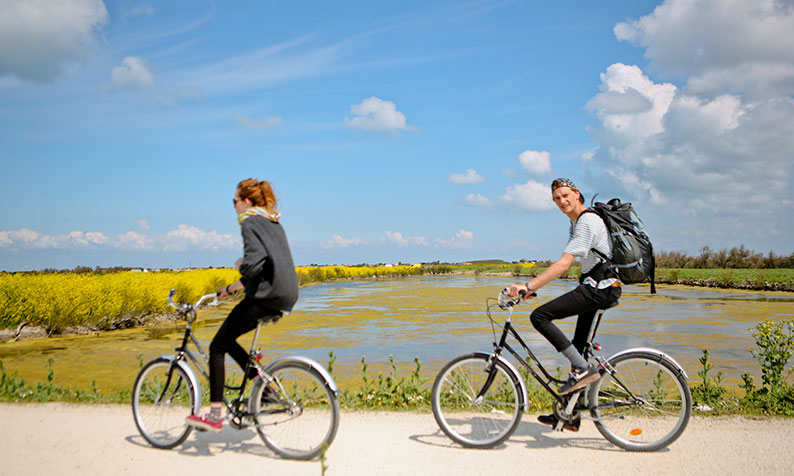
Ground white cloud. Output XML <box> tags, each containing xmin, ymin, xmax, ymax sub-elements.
<box><xmin>137</xmin><ymin>219</ymin><xmax>150</xmax><ymax>231</ymax></box>
<box><xmin>116</xmin><ymin>231</ymin><xmax>157</xmax><ymax>252</ymax></box>
<box><xmin>0</xmin><ymin>228</ymin><xmax>109</xmax><ymax>249</ymax></box>
<box><xmin>0</xmin><ymin>225</ymin><xmax>239</xmax><ymax>252</ymax></box>
<box><xmin>0</xmin><ymin>0</ymin><xmax>108</xmax><ymax>83</ymax></box>
<box><xmin>67</xmin><ymin>231</ymin><xmax>109</xmax><ymax>246</ymax></box>
<box><xmin>435</xmin><ymin>229</ymin><xmax>474</xmax><ymax>249</ymax></box>
<box><xmin>345</xmin><ymin>97</ymin><xmax>414</xmax><ymax>134</ymax></box>
<box><xmin>127</xmin><ymin>4</ymin><xmax>156</xmax><ymax>17</ymax></box>
<box><xmin>499</xmin><ymin>180</ymin><xmax>556</xmax><ymax>212</ymax></box>
<box><xmin>448</xmin><ymin>168</ymin><xmax>485</xmax><ymax>185</ymax></box>
<box><xmin>586</xmin><ymin>63</ymin><xmax>676</xmax><ymax>147</ymax></box>
<box><xmin>109</xmin><ymin>56</ymin><xmax>155</xmax><ymax>90</ymax></box>
<box><xmin>518</xmin><ymin>150</ymin><xmax>552</xmax><ymax>176</ymax></box>
<box><xmin>326</xmin><ymin>234</ymin><xmax>368</xmax><ymax>247</ymax></box>
<box><xmin>614</xmin><ymin>0</ymin><xmax>794</xmax><ymax>101</ymax></box>
<box><xmin>162</xmin><ymin>225</ymin><xmax>239</xmax><ymax>252</ymax></box>
<box><xmin>464</xmin><ymin>193</ymin><xmax>492</xmax><ymax>208</ymax></box>
<box><xmin>587</xmin><ymin>62</ymin><xmax>794</xmax><ymax>212</ymax></box>
<box><xmin>236</xmin><ymin>114</ymin><xmax>283</xmax><ymax>130</ymax></box>
<box><xmin>384</xmin><ymin>230</ymin><xmax>428</xmax><ymax>247</ymax></box>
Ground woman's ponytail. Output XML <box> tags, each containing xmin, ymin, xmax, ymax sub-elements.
<box><xmin>237</xmin><ymin>178</ymin><xmax>278</xmax><ymax>211</ymax></box>
<box><xmin>260</xmin><ymin>181</ymin><xmax>278</xmax><ymax>212</ymax></box>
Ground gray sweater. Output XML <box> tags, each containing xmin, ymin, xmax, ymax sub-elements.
<box><xmin>238</xmin><ymin>215</ymin><xmax>299</xmax><ymax>313</ymax></box>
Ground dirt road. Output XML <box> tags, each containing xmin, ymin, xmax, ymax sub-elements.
<box><xmin>1</xmin><ymin>403</ymin><xmax>791</xmax><ymax>475</ymax></box>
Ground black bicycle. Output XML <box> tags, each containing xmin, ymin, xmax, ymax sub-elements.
<box><xmin>431</xmin><ymin>289</ymin><xmax>691</xmax><ymax>452</ymax></box>
<box><xmin>131</xmin><ymin>290</ymin><xmax>340</xmax><ymax>460</ymax></box>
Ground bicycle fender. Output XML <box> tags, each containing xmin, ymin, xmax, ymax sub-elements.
<box><xmin>473</xmin><ymin>351</ymin><xmax>529</xmax><ymax>412</ymax></box>
<box><xmin>264</xmin><ymin>355</ymin><xmax>339</xmax><ymax>393</ymax></box>
<box><xmin>605</xmin><ymin>347</ymin><xmax>690</xmax><ymax>380</ymax></box>
<box><xmin>157</xmin><ymin>355</ymin><xmax>202</xmax><ymax>413</ymax></box>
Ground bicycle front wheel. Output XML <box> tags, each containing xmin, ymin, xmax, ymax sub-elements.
<box><xmin>431</xmin><ymin>353</ymin><xmax>523</xmax><ymax>448</ymax></box>
<box><xmin>132</xmin><ymin>358</ymin><xmax>198</xmax><ymax>449</ymax></box>
<box><xmin>589</xmin><ymin>351</ymin><xmax>691</xmax><ymax>452</ymax></box>
<box><xmin>249</xmin><ymin>361</ymin><xmax>340</xmax><ymax>460</ymax></box>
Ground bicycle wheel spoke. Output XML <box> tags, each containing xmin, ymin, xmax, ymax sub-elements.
<box><xmin>249</xmin><ymin>362</ymin><xmax>339</xmax><ymax>460</ymax></box>
<box><xmin>432</xmin><ymin>354</ymin><xmax>523</xmax><ymax>448</ymax></box>
<box><xmin>132</xmin><ymin>359</ymin><xmax>196</xmax><ymax>449</ymax></box>
<box><xmin>590</xmin><ymin>352</ymin><xmax>691</xmax><ymax>452</ymax></box>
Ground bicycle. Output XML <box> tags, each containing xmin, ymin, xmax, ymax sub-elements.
<box><xmin>131</xmin><ymin>290</ymin><xmax>340</xmax><ymax>460</ymax></box>
<box><xmin>431</xmin><ymin>289</ymin><xmax>691</xmax><ymax>452</ymax></box>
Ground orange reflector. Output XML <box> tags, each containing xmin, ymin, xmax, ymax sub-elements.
<box><xmin>630</xmin><ymin>429</ymin><xmax>643</xmax><ymax>436</ymax></box>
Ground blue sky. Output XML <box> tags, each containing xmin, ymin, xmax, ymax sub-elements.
<box><xmin>1</xmin><ymin>0</ymin><xmax>793</xmax><ymax>271</ymax></box>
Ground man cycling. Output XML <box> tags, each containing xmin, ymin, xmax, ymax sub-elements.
<box><xmin>508</xmin><ymin>178</ymin><xmax>621</xmax><ymax>431</ymax></box>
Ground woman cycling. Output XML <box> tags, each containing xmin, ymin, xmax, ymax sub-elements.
<box><xmin>186</xmin><ymin>178</ymin><xmax>299</xmax><ymax>432</ymax></box>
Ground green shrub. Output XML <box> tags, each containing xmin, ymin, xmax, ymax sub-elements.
<box><xmin>691</xmin><ymin>349</ymin><xmax>727</xmax><ymax>409</ymax></box>
<box><xmin>741</xmin><ymin>320</ymin><xmax>794</xmax><ymax>415</ymax></box>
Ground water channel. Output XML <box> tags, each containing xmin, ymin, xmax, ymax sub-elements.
<box><xmin>1</xmin><ymin>275</ymin><xmax>792</xmax><ymax>394</ymax></box>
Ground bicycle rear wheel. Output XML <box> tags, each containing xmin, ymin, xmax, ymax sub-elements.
<box><xmin>589</xmin><ymin>351</ymin><xmax>691</xmax><ymax>452</ymax></box>
<box><xmin>431</xmin><ymin>353</ymin><xmax>523</xmax><ymax>448</ymax></box>
<box><xmin>132</xmin><ymin>358</ymin><xmax>198</xmax><ymax>449</ymax></box>
<box><xmin>249</xmin><ymin>360</ymin><xmax>339</xmax><ymax>460</ymax></box>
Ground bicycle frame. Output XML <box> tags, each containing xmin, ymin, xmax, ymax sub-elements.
<box><xmin>481</xmin><ymin>296</ymin><xmax>644</xmax><ymax>414</ymax></box>
<box><xmin>162</xmin><ymin>293</ymin><xmax>284</xmax><ymax>426</ymax></box>
<box><xmin>480</xmin><ymin>303</ymin><xmax>571</xmax><ymax>408</ymax></box>
<box><xmin>482</xmin><ymin>295</ymin><xmax>690</xmax><ymax>419</ymax></box>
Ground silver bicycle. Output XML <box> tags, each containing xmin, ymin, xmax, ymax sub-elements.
<box><xmin>131</xmin><ymin>290</ymin><xmax>340</xmax><ymax>460</ymax></box>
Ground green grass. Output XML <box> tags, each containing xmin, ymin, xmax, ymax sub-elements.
<box><xmin>656</xmin><ymin>268</ymin><xmax>794</xmax><ymax>286</ymax></box>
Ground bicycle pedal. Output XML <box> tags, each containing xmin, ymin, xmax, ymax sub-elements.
<box><xmin>553</xmin><ymin>420</ymin><xmax>565</xmax><ymax>432</ymax></box>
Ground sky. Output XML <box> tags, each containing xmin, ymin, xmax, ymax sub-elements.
<box><xmin>1</xmin><ymin>0</ymin><xmax>793</xmax><ymax>271</ymax></box>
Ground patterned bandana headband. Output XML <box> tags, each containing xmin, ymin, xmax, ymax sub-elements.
<box><xmin>238</xmin><ymin>206</ymin><xmax>281</xmax><ymax>224</ymax></box>
<box><xmin>551</xmin><ymin>177</ymin><xmax>578</xmax><ymax>192</ymax></box>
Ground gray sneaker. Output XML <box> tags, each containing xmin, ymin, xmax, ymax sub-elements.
<box><xmin>558</xmin><ymin>363</ymin><xmax>599</xmax><ymax>395</ymax></box>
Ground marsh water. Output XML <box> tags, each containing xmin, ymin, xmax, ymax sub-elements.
<box><xmin>1</xmin><ymin>275</ymin><xmax>793</xmax><ymax>393</ymax></box>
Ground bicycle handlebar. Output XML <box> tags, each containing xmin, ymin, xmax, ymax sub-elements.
<box><xmin>497</xmin><ymin>287</ymin><xmax>537</xmax><ymax>309</ymax></box>
<box><xmin>167</xmin><ymin>289</ymin><xmax>219</xmax><ymax>313</ymax></box>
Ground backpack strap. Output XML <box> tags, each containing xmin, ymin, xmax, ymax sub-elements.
<box><xmin>580</xmin><ymin>208</ymin><xmax>611</xmax><ymax>265</ymax></box>
<box><xmin>649</xmin><ymin>242</ymin><xmax>657</xmax><ymax>294</ymax></box>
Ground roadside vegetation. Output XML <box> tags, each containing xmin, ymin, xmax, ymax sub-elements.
<box><xmin>2</xmin><ymin>319</ymin><xmax>792</xmax><ymax>416</ymax></box>
<box><xmin>1</xmin><ymin>245</ymin><xmax>792</xmax><ymax>415</ymax></box>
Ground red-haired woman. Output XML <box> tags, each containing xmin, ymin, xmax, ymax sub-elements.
<box><xmin>186</xmin><ymin>178</ymin><xmax>299</xmax><ymax>433</ymax></box>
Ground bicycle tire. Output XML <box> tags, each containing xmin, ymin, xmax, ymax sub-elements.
<box><xmin>249</xmin><ymin>360</ymin><xmax>340</xmax><ymax>460</ymax></box>
<box><xmin>431</xmin><ymin>353</ymin><xmax>523</xmax><ymax>448</ymax></box>
<box><xmin>589</xmin><ymin>351</ymin><xmax>692</xmax><ymax>452</ymax></box>
<box><xmin>132</xmin><ymin>357</ymin><xmax>199</xmax><ymax>449</ymax></box>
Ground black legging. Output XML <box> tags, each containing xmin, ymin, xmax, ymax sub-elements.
<box><xmin>209</xmin><ymin>297</ymin><xmax>281</xmax><ymax>402</ymax></box>
<box><xmin>530</xmin><ymin>284</ymin><xmax>621</xmax><ymax>354</ymax></box>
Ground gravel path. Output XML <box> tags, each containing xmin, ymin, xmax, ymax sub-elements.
<box><xmin>2</xmin><ymin>403</ymin><xmax>792</xmax><ymax>475</ymax></box>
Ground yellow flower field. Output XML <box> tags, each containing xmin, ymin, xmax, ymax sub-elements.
<box><xmin>0</xmin><ymin>263</ymin><xmax>525</xmax><ymax>333</ymax></box>
<box><xmin>0</xmin><ymin>269</ymin><xmax>240</xmax><ymax>332</ymax></box>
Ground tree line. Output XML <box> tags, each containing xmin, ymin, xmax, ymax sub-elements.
<box><xmin>655</xmin><ymin>246</ymin><xmax>794</xmax><ymax>269</ymax></box>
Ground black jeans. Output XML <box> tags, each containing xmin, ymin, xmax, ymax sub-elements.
<box><xmin>530</xmin><ymin>284</ymin><xmax>621</xmax><ymax>354</ymax></box>
<box><xmin>209</xmin><ymin>297</ymin><xmax>281</xmax><ymax>402</ymax></box>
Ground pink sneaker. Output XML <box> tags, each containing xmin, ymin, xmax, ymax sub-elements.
<box><xmin>185</xmin><ymin>413</ymin><xmax>222</xmax><ymax>433</ymax></box>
